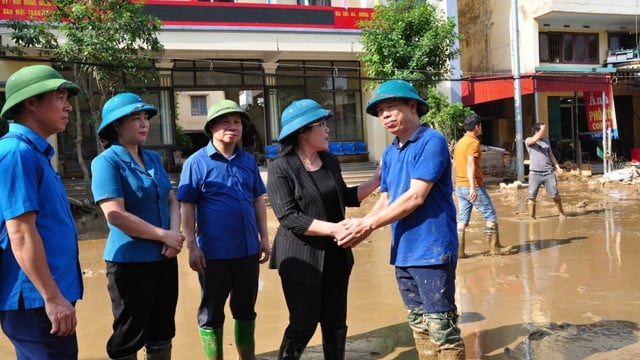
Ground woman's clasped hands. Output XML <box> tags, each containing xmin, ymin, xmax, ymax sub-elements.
<box><xmin>162</xmin><ymin>229</ymin><xmax>185</xmax><ymax>258</ymax></box>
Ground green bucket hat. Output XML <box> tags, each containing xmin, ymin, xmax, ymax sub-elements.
<box><xmin>1</xmin><ymin>65</ymin><xmax>80</xmax><ymax>120</ymax></box>
<box><xmin>365</xmin><ymin>80</ymin><xmax>428</xmax><ymax>117</ymax></box>
<box><xmin>204</xmin><ymin>99</ymin><xmax>250</xmax><ymax>137</ymax></box>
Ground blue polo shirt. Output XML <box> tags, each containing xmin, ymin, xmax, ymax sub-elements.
<box><xmin>91</xmin><ymin>143</ymin><xmax>173</xmax><ymax>262</ymax></box>
<box><xmin>0</xmin><ymin>123</ymin><xmax>83</xmax><ymax>310</ymax></box>
<box><xmin>177</xmin><ymin>142</ymin><xmax>266</xmax><ymax>260</ymax></box>
<box><xmin>380</xmin><ymin>125</ymin><xmax>458</xmax><ymax>267</ymax></box>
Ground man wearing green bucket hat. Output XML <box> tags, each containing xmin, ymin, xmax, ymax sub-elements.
<box><xmin>337</xmin><ymin>80</ymin><xmax>465</xmax><ymax>359</ymax></box>
<box><xmin>177</xmin><ymin>99</ymin><xmax>270</xmax><ymax>360</ymax></box>
<box><xmin>0</xmin><ymin>65</ymin><xmax>84</xmax><ymax>359</ymax></box>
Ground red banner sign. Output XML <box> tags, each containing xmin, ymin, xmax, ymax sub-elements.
<box><xmin>0</xmin><ymin>0</ymin><xmax>373</xmax><ymax>30</ymax></box>
<box><xmin>584</xmin><ymin>88</ymin><xmax>617</xmax><ymax>133</ymax></box>
<box><xmin>333</xmin><ymin>8</ymin><xmax>372</xmax><ymax>29</ymax></box>
<box><xmin>1</xmin><ymin>0</ymin><xmax>52</xmax><ymax>21</ymax></box>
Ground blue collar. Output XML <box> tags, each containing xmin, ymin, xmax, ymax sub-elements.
<box><xmin>206</xmin><ymin>141</ymin><xmax>240</xmax><ymax>158</ymax></box>
<box><xmin>392</xmin><ymin>123</ymin><xmax>430</xmax><ymax>149</ymax></box>
<box><xmin>7</xmin><ymin>123</ymin><xmax>55</xmax><ymax>160</ymax></box>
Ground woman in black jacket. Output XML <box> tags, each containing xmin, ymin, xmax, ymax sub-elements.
<box><xmin>267</xmin><ymin>99</ymin><xmax>380</xmax><ymax>360</ymax></box>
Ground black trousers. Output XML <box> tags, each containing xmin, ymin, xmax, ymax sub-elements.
<box><xmin>106</xmin><ymin>258</ymin><xmax>178</xmax><ymax>359</ymax></box>
<box><xmin>281</xmin><ymin>245</ymin><xmax>350</xmax><ymax>344</ymax></box>
<box><xmin>197</xmin><ymin>254</ymin><xmax>260</xmax><ymax>329</ymax></box>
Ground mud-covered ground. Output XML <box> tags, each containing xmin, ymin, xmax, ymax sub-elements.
<box><xmin>2</xmin><ymin>173</ymin><xmax>640</xmax><ymax>359</ymax></box>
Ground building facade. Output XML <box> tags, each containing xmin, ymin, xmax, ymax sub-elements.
<box><xmin>1</xmin><ymin>0</ymin><xmax>465</xmax><ymax>177</ymax></box>
<box><xmin>458</xmin><ymin>0</ymin><xmax>640</xmax><ymax>169</ymax></box>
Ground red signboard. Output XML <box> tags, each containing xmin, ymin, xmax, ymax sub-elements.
<box><xmin>333</xmin><ymin>8</ymin><xmax>372</xmax><ymax>29</ymax></box>
<box><xmin>584</xmin><ymin>88</ymin><xmax>617</xmax><ymax>133</ymax></box>
<box><xmin>0</xmin><ymin>0</ymin><xmax>373</xmax><ymax>30</ymax></box>
<box><xmin>0</xmin><ymin>0</ymin><xmax>52</xmax><ymax>21</ymax></box>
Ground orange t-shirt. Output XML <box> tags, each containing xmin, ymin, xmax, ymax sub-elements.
<box><xmin>453</xmin><ymin>133</ymin><xmax>483</xmax><ymax>187</ymax></box>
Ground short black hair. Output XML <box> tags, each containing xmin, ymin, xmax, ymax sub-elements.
<box><xmin>532</xmin><ymin>123</ymin><xmax>542</xmax><ymax>134</ymax></box>
<box><xmin>463</xmin><ymin>113</ymin><xmax>482</xmax><ymax>131</ymax></box>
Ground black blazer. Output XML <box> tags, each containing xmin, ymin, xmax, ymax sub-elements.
<box><xmin>267</xmin><ymin>151</ymin><xmax>360</xmax><ymax>286</ymax></box>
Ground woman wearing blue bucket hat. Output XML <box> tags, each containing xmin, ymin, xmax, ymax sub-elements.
<box><xmin>267</xmin><ymin>99</ymin><xmax>381</xmax><ymax>359</ymax></box>
<box><xmin>91</xmin><ymin>92</ymin><xmax>183</xmax><ymax>360</ymax></box>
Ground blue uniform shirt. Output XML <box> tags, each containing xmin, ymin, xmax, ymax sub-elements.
<box><xmin>0</xmin><ymin>123</ymin><xmax>83</xmax><ymax>310</ymax></box>
<box><xmin>380</xmin><ymin>125</ymin><xmax>458</xmax><ymax>267</ymax></box>
<box><xmin>177</xmin><ymin>142</ymin><xmax>266</xmax><ymax>260</ymax></box>
<box><xmin>91</xmin><ymin>143</ymin><xmax>173</xmax><ymax>262</ymax></box>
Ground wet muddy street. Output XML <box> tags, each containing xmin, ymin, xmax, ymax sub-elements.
<box><xmin>2</xmin><ymin>176</ymin><xmax>640</xmax><ymax>359</ymax></box>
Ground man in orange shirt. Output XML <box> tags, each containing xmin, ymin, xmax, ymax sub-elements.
<box><xmin>453</xmin><ymin>114</ymin><xmax>513</xmax><ymax>258</ymax></box>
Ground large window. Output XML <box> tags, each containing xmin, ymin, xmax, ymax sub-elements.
<box><xmin>539</xmin><ymin>32</ymin><xmax>598</xmax><ymax>64</ymax></box>
<box><xmin>173</xmin><ymin>59</ymin><xmax>263</xmax><ymax>87</ymax></box>
<box><xmin>273</xmin><ymin>61</ymin><xmax>362</xmax><ymax>142</ymax></box>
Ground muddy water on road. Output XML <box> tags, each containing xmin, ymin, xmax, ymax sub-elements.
<box><xmin>2</xmin><ymin>179</ymin><xmax>640</xmax><ymax>359</ymax></box>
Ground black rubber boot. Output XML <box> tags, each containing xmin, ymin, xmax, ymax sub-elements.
<box><xmin>321</xmin><ymin>326</ymin><xmax>347</xmax><ymax>360</ymax></box>
<box><xmin>145</xmin><ymin>339</ymin><xmax>172</xmax><ymax>360</ymax></box>
<box><xmin>277</xmin><ymin>336</ymin><xmax>307</xmax><ymax>360</ymax></box>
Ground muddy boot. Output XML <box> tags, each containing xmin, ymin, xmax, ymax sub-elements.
<box><xmin>554</xmin><ymin>198</ymin><xmax>566</xmax><ymax>220</ymax></box>
<box><xmin>199</xmin><ymin>327</ymin><xmax>223</xmax><ymax>360</ymax></box>
<box><xmin>457</xmin><ymin>227</ymin><xmax>467</xmax><ymax>259</ymax></box>
<box><xmin>527</xmin><ymin>200</ymin><xmax>536</xmax><ymax>220</ymax></box>
<box><xmin>484</xmin><ymin>224</ymin><xmax>513</xmax><ymax>256</ymax></box>
<box><xmin>412</xmin><ymin>330</ymin><xmax>437</xmax><ymax>360</ymax></box>
<box><xmin>321</xmin><ymin>326</ymin><xmax>347</xmax><ymax>360</ymax></box>
<box><xmin>438</xmin><ymin>348</ymin><xmax>466</xmax><ymax>360</ymax></box>
<box><xmin>277</xmin><ymin>336</ymin><xmax>306</xmax><ymax>360</ymax></box>
<box><xmin>234</xmin><ymin>319</ymin><xmax>256</xmax><ymax>360</ymax></box>
<box><xmin>145</xmin><ymin>340</ymin><xmax>171</xmax><ymax>360</ymax></box>
<box><xmin>423</xmin><ymin>312</ymin><xmax>465</xmax><ymax>360</ymax></box>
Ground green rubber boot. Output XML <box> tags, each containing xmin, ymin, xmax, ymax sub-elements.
<box><xmin>199</xmin><ymin>327</ymin><xmax>223</xmax><ymax>360</ymax></box>
<box><xmin>234</xmin><ymin>319</ymin><xmax>256</xmax><ymax>360</ymax></box>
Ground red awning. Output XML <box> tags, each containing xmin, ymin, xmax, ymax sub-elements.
<box><xmin>461</xmin><ymin>73</ymin><xmax>611</xmax><ymax>106</ymax></box>
<box><xmin>535</xmin><ymin>73</ymin><xmax>610</xmax><ymax>93</ymax></box>
<box><xmin>461</xmin><ymin>75</ymin><xmax>534</xmax><ymax>106</ymax></box>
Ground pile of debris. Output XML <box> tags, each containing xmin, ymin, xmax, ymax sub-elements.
<box><xmin>595</xmin><ymin>165</ymin><xmax>640</xmax><ymax>184</ymax></box>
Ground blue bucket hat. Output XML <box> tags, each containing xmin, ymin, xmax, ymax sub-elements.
<box><xmin>277</xmin><ymin>99</ymin><xmax>332</xmax><ymax>142</ymax></box>
<box><xmin>98</xmin><ymin>92</ymin><xmax>158</xmax><ymax>141</ymax></box>
<box><xmin>365</xmin><ymin>80</ymin><xmax>429</xmax><ymax>117</ymax></box>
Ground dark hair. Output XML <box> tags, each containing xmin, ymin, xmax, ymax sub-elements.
<box><xmin>463</xmin><ymin>113</ymin><xmax>482</xmax><ymax>131</ymax></box>
<box><xmin>100</xmin><ymin>123</ymin><xmax>119</xmax><ymax>144</ymax></box>
<box><xmin>276</xmin><ymin>135</ymin><xmax>298</xmax><ymax>158</ymax></box>
<box><xmin>532</xmin><ymin>123</ymin><xmax>542</xmax><ymax>134</ymax></box>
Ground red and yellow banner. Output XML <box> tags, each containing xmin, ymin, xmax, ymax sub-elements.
<box><xmin>585</xmin><ymin>87</ymin><xmax>617</xmax><ymax>133</ymax></box>
<box><xmin>1</xmin><ymin>0</ymin><xmax>52</xmax><ymax>21</ymax></box>
<box><xmin>0</xmin><ymin>0</ymin><xmax>373</xmax><ymax>30</ymax></box>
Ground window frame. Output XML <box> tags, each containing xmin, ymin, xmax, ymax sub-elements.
<box><xmin>539</xmin><ymin>32</ymin><xmax>599</xmax><ymax>65</ymax></box>
<box><xmin>190</xmin><ymin>95</ymin><xmax>208</xmax><ymax>116</ymax></box>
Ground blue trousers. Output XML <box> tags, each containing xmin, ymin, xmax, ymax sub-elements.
<box><xmin>396</xmin><ymin>263</ymin><xmax>464</xmax><ymax>349</ymax></box>
<box><xmin>0</xmin><ymin>306</ymin><xmax>78</xmax><ymax>360</ymax></box>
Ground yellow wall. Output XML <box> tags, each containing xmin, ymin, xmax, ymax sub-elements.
<box><xmin>175</xmin><ymin>90</ymin><xmax>226</xmax><ymax>132</ymax></box>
